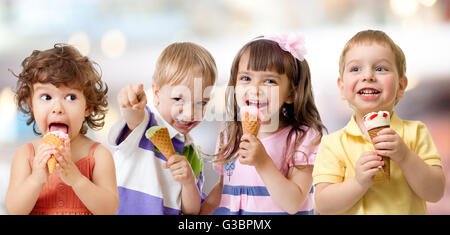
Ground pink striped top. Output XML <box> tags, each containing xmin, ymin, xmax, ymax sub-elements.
<box><xmin>213</xmin><ymin>125</ymin><xmax>320</xmax><ymax>215</ymax></box>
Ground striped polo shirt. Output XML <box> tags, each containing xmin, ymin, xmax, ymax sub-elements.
<box><xmin>108</xmin><ymin>105</ymin><xmax>204</xmax><ymax>215</ymax></box>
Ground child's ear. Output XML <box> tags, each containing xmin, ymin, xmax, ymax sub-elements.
<box><xmin>396</xmin><ymin>76</ymin><xmax>408</xmax><ymax>99</ymax></box>
<box><xmin>285</xmin><ymin>89</ymin><xmax>295</xmax><ymax>104</ymax></box>
<box><xmin>85</xmin><ymin>105</ymin><xmax>93</xmax><ymax>117</ymax></box>
<box><xmin>152</xmin><ymin>83</ymin><xmax>160</xmax><ymax>106</ymax></box>
<box><xmin>337</xmin><ymin>77</ymin><xmax>346</xmax><ymax>100</ymax></box>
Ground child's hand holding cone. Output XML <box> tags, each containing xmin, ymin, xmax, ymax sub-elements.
<box><xmin>238</xmin><ymin>107</ymin><xmax>272</xmax><ymax>167</ymax></box>
<box><xmin>42</xmin><ymin>131</ymin><xmax>69</xmax><ymax>174</ymax></box>
<box><xmin>31</xmin><ymin>143</ymin><xmax>59</xmax><ymax>184</ymax></box>
<box><xmin>146</xmin><ymin>126</ymin><xmax>197</xmax><ymax>185</ymax></box>
<box><xmin>52</xmin><ymin>139</ymin><xmax>84</xmax><ymax>187</ymax></box>
<box><xmin>364</xmin><ymin>111</ymin><xmax>390</xmax><ymax>180</ymax></box>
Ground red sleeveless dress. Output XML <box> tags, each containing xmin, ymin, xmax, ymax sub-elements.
<box><xmin>28</xmin><ymin>142</ymin><xmax>98</xmax><ymax>215</ymax></box>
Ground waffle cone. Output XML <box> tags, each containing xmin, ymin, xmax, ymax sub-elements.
<box><xmin>368</xmin><ymin>126</ymin><xmax>390</xmax><ymax>180</ymax></box>
<box><xmin>42</xmin><ymin>133</ymin><xmax>65</xmax><ymax>174</ymax></box>
<box><xmin>47</xmin><ymin>156</ymin><xmax>57</xmax><ymax>174</ymax></box>
<box><xmin>148</xmin><ymin>128</ymin><xmax>175</xmax><ymax>160</ymax></box>
<box><xmin>242</xmin><ymin>112</ymin><xmax>260</xmax><ymax>136</ymax></box>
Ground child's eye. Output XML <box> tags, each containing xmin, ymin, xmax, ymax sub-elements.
<box><xmin>196</xmin><ymin>101</ymin><xmax>208</xmax><ymax>106</ymax></box>
<box><xmin>350</xmin><ymin>67</ymin><xmax>360</xmax><ymax>72</ymax></box>
<box><xmin>240</xmin><ymin>76</ymin><xmax>251</xmax><ymax>82</ymax></box>
<box><xmin>40</xmin><ymin>94</ymin><xmax>51</xmax><ymax>101</ymax></box>
<box><xmin>173</xmin><ymin>97</ymin><xmax>183</xmax><ymax>103</ymax></box>
<box><xmin>264</xmin><ymin>79</ymin><xmax>277</xmax><ymax>85</ymax></box>
<box><xmin>65</xmin><ymin>94</ymin><xmax>76</xmax><ymax>101</ymax></box>
<box><xmin>375</xmin><ymin>67</ymin><xmax>387</xmax><ymax>72</ymax></box>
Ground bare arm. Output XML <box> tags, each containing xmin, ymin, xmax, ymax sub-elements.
<box><xmin>200</xmin><ymin>176</ymin><xmax>223</xmax><ymax>215</ymax></box>
<box><xmin>239</xmin><ymin>134</ymin><xmax>313</xmax><ymax>214</ymax></box>
<box><xmin>374</xmin><ymin>128</ymin><xmax>445</xmax><ymax>202</ymax></box>
<box><xmin>180</xmin><ymin>177</ymin><xmax>202</xmax><ymax>215</ymax></box>
<box><xmin>164</xmin><ymin>155</ymin><xmax>201</xmax><ymax>214</ymax></box>
<box><xmin>314</xmin><ymin>151</ymin><xmax>383</xmax><ymax>214</ymax></box>
<box><xmin>117</xmin><ymin>84</ymin><xmax>147</xmax><ymax>143</ymax></box>
<box><xmin>120</xmin><ymin>107</ymin><xmax>145</xmax><ymax>131</ymax></box>
<box><xmin>116</xmin><ymin>108</ymin><xmax>144</xmax><ymax>144</ymax></box>
<box><xmin>69</xmin><ymin>145</ymin><xmax>119</xmax><ymax>214</ymax></box>
<box><xmin>397</xmin><ymin>152</ymin><xmax>445</xmax><ymax>202</ymax></box>
<box><xmin>5</xmin><ymin>144</ymin><xmax>54</xmax><ymax>214</ymax></box>
<box><xmin>314</xmin><ymin>179</ymin><xmax>368</xmax><ymax>214</ymax></box>
<box><xmin>256</xmin><ymin>161</ymin><xmax>313</xmax><ymax>214</ymax></box>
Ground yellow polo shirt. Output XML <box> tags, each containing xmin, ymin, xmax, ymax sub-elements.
<box><xmin>312</xmin><ymin>113</ymin><xmax>442</xmax><ymax>214</ymax></box>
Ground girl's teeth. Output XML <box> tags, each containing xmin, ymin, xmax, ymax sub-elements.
<box><xmin>247</xmin><ymin>101</ymin><xmax>267</xmax><ymax>107</ymax></box>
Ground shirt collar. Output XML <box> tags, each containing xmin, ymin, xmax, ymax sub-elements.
<box><xmin>148</xmin><ymin>101</ymin><xmax>193</xmax><ymax>145</ymax></box>
<box><xmin>344</xmin><ymin>112</ymin><xmax>403</xmax><ymax>139</ymax></box>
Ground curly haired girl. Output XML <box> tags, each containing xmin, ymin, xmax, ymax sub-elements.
<box><xmin>6</xmin><ymin>44</ymin><xmax>118</xmax><ymax>215</ymax></box>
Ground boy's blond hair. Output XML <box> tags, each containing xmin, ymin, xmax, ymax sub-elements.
<box><xmin>339</xmin><ymin>30</ymin><xmax>406</xmax><ymax>79</ymax></box>
<box><xmin>153</xmin><ymin>42</ymin><xmax>217</xmax><ymax>87</ymax></box>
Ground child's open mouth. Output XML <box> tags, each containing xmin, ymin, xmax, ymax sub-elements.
<box><xmin>246</xmin><ymin>100</ymin><xmax>268</xmax><ymax>109</ymax></box>
<box><xmin>357</xmin><ymin>88</ymin><xmax>381</xmax><ymax>96</ymax></box>
<box><xmin>174</xmin><ymin>120</ymin><xmax>196</xmax><ymax>130</ymax></box>
<box><xmin>49</xmin><ymin>122</ymin><xmax>69</xmax><ymax>134</ymax></box>
<box><xmin>357</xmin><ymin>88</ymin><xmax>381</xmax><ymax>101</ymax></box>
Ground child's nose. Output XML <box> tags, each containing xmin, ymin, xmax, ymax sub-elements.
<box><xmin>177</xmin><ymin>103</ymin><xmax>193</xmax><ymax>121</ymax></box>
<box><xmin>362</xmin><ymin>70</ymin><xmax>376</xmax><ymax>82</ymax></box>
<box><xmin>51</xmin><ymin>100</ymin><xmax>65</xmax><ymax>114</ymax></box>
<box><xmin>180</xmin><ymin>102</ymin><xmax>203</xmax><ymax>122</ymax></box>
<box><xmin>246</xmin><ymin>85</ymin><xmax>262</xmax><ymax>96</ymax></box>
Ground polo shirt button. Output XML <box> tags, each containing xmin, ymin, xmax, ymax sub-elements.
<box><xmin>58</xmin><ymin>184</ymin><xmax>64</xmax><ymax>190</ymax></box>
<box><xmin>58</xmin><ymin>200</ymin><xmax>64</xmax><ymax>207</ymax></box>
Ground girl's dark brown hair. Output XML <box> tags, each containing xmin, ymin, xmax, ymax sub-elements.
<box><xmin>12</xmin><ymin>43</ymin><xmax>108</xmax><ymax>135</ymax></box>
<box><xmin>216</xmin><ymin>39</ymin><xmax>327</xmax><ymax>165</ymax></box>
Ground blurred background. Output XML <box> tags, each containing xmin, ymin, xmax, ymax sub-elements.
<box><xmin>0</xmin><ymin>0</ymin><xmax>449</xmax><ymax>215</ymax></box>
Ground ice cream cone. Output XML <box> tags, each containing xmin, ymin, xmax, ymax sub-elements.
<box><xmin>368</xmin><ymin>126</ymin><xmax>390</xmax><ymax>180</ymax></box>
<box><xmin>42</xmin><ymin>131</ymin><xmax>68</xmax><ymax>174</ymax></box>
<box><xmin>47</xmin><ymin>156</ymin><xmax>57</xmax><ymax>174</ymax></box>
<box><xmin>364</xmin><ymin>111</ymin><xmax>391</xmax><ymax>180</ymax></box>
<box><xmin>145</xmin><ymin>126</ymin><xmax>175</xmax><ymax>160</ymax></box>
<box><xmin>242</xmin><ymin>112</ymin><xmax>260</xmax><ymax>136</ymax></box>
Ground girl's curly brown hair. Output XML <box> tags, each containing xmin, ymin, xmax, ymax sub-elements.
<box><xmin>12</xmin><ymin>43</ymin><xmax>108</xmax><ymax>135</ymax></box>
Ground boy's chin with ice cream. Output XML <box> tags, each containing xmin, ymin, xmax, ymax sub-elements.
<box><xmin>156</xmin><ymin>108</ymin><xmax>202</xmax><ymax>136</ymax></box>
<box><xmin>151</xmin><ymin>80</ymin><xmax>212</xmax><ymax>136</ymax></box>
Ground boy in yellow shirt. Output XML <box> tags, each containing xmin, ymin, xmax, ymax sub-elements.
<box><xmin>312</xmin><ymin>30</ymin><xmax>445</xmax><ymax>214</ymax></box>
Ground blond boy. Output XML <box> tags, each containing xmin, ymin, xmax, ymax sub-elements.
<box><xmin>312</xmin><ymin>30</ymin><xmax>445</xmax><ymax>214</ymax></box>
<box><xmin>108</xmin><ymin>42</ymin><xmax>216</xmax><ymax>214</ymax></box>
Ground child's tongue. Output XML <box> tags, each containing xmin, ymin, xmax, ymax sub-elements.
<box><xmin>49</xmin><ymin>124</ymin><xmax>68</xmax><ymax>134</ymax></box>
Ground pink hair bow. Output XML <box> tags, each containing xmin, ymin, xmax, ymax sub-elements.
<box><xmin>264</xmin><ymin>33</ymin><xmax>307</xmax><ymax>61</ymax></box>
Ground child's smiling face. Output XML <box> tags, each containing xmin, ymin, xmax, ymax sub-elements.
<box><xmin>338</xmin><ymin>42</ymin><xmax>407</xmax><ymax>115</ymax></box>
<box><xmin>235</xmin><ymin>51</ymin><xmax>293</xmax><ymax>123</ymax></box>
<box><xmin>30</xmin><ymin>82</ymin><xmax>90</xmax><ymax>139</ymax></box>
<box><xmin>152</xmin><ymin>74</ymin><xmax>212</xmax><ymax>135</ymax></box>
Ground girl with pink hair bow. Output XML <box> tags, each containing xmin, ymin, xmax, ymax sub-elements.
<box><xmin>201</xmin><ymin>34</ymin><xmax>326</xmax><ymax>215</ymax></box>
